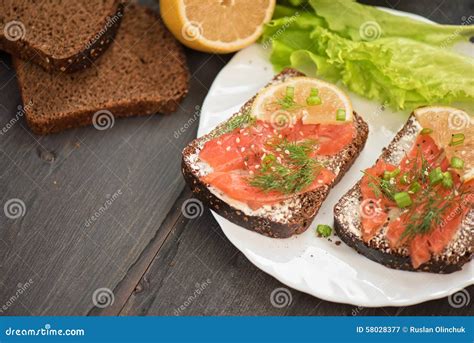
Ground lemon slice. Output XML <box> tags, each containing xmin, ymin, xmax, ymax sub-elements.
<box><xmin>251</xmin><ymin>77</ymin><xmax>353</xmax><ymax>126</ymax></box>
<box><xmin>160</xmin><ymin>0</ymin><xmax>275</xmax><ymax>54</ymax></box>
<box><xmin>414</xmin><ymin>106</ymin><xmax>473</xmax><ymax>182</ymax></box>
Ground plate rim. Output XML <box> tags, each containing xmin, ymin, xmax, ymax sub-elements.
<box><xmin>198</xmin><ymin>7</ymin><xmax>473</xmax><ymax>307</ymax></box>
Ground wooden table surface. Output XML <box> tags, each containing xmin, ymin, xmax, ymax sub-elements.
<box><xmin>0</xmin><ymin>0</ymin><xmax>472</xmax><ymax>316</ymax></box>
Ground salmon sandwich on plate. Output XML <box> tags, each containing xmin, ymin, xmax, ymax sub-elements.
<box><xmin>335</xmin><ymin>106</ymin><xmax>473</xmax><ymax>273</ymax></box>
<box><xmin>182</xmin><ymin>68</ymin><xmax>368</xmax><ymax>238</ymax></box>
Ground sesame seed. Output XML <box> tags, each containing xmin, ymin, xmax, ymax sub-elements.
<box><xmin>251</xmin><ymin>144</ymin><xmax>255</xmax><ymax>149</ymax></box>
<box><xmin>299</xmin><ymin>131</ymin><xmax>304</xmax><ymax>136</ymax></box>
<box><xmin>277</xmin><ymin>157</ymin><xmax>282</xmax><ymax>163</ymax></box>
<box><xmin>278</xmin><ymin>134</ymin><xmax>283</xmax><ymax>139</ymax></box>
<box><xmin>255</xmin><ymin>165</ymin><xmax>260</xmax><ymax>169</ymax></box>
<box><xmin>276</xmin><ymin>148</ymin><xmax>282</xmax><ymax>152</ymax></box>
<box><xmin>261</xmin><ymin>153</ymin><xmax>266</xmax><ymax>160</ymax></box>
<box><xmin>236</xmin><ymin>137</ymin><xmax>240</xmax><ymax>143</ymax></box>
<box><xmin>226</xmin><ymin>146</ymin><xmax>231</xmax><ymax>151</ymax></box>
<box><xmin>241</xmin><ymin>147</ymin><xmax>245</xmax><ymax>152</ymax></box>
<box><xmin>217</xmin><ymin>141</ymin><xmax>222</xmax><ymax>145</ymax></box>
<box><xmin>284</xmin><ymin>149</ymin><xmax>290</xmax><ymax>155</ymax></box>
<box><xmin>249</xmin><ymin>170</ymin><xmax>254</xmax><ymax>175</ymax></box>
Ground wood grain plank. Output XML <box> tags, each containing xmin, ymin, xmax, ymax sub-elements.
<box><xmin>0</xmin><ymin>43</ymin><xmax>230</xmax><ymax>315</ymax></box>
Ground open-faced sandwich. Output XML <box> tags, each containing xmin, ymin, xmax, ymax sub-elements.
<box><xmin>335</xmin><ymin>106</ymin><xmax>473</xmax><ymax>273</ymax></box>
<box><xmin>182</xmin><ymin>68</ymin><xmax>368</xmax><ymax>238</ymax></box>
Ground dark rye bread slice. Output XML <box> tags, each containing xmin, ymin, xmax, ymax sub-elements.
<box><xmin>14</xmin><ymin>4</ymin><xmax>189</xmax><ymax>135</ymax></box>
<box><xmin>0</xmin><ymin>0</ymin><xmax>125</xmax><ymax>73</ymax></box>
<box><xmin>334</xmin><ymin>114</ymin><xmax>473</xmax><ymax>273</ymax></box>
<box><xmin>182</xmin><ymin>68</ymin><xmax>369</xmax><ymax>238</ymax></box>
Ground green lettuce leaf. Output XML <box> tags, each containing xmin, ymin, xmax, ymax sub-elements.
<box><xmin>263</xmin><ymin>19</ymin><xmax>474</xmax><ymax>109</ymax></box>
<box><xmin>309</xmin><ymin>0</ymin><xmax>474</xmax><ymax>46</ymax></box>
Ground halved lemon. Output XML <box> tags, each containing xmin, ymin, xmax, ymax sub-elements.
<box><xmin>160</xmin><ymin>0</ymin><xmax>275</xmax><ymax>54</ymax></box>
<box><xmin>251</xmin><ymin>77</ymin><xmax>353</xmax><ymax>126</ymax></box>
<box><xmin>414</xmin><ymin>106</ymin><xmax>473</xmax><ymax>182</ymax></box>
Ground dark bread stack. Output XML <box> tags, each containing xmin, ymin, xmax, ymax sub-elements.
<box><xmin>2</xmin><ymin>2</ymin><xmax>189</xmax><ymax>134</ymax></box>
<box><xmin>0</xmin><ymin>0</ymin><xmax>125</xmax><ymax>73</ymax></box>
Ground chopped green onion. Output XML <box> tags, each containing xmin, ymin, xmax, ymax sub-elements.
<box><xmin>449</xmin><ymin>133</ymin><xmax>465</xmax><ymax>146</ymax></box>
<box><xmin>420</xmin><ymin>128</ymin><xmax>433</xmax><ymax>135</ymax></box>
<box><xmin>285</xmin><ymin>86</ymin><xmax>295</xmax><ymax>99</ymax></box>
<box><xmin>450</xmin><ymin>156</ymin><xmax>464</xmax><ymax>169</ymax></box>
<box><xmin>309</xmin><ymin>87</ymin><xmax>319</xmax><ymax>97</ymax></box>
<box><xmin>383</xmin><ymin>168</ymin><xmax>400</xmax><ymax>181</ymax></box>
<box><xmin>442</xmin><ymin>172</ymin><xmax>453</xmax><ymax>189</ymax></box>
<box><xmin>409</xmin><ymin>181</ymin><xmax>421</xmax><ymax>194</ymax></box>
<box><xmin>336</xmin><ymin>109</ymin><xmax>346</xmax><ymax>121</ymax></box>
<box><xmin>316</xmin><ymin>224</ymin><xmax>332</xmax><ymax>237</ymax></box>
<box><xmin>306</xmin><ymin>96</ymin><xmax>321</xmax><ymax>106</ymax></box>
<box><xmin>429</xmin><ymin>167</ymin><xmax>444</xmax><ymax>185</ymax></box>
<box><xmin>400</xmin><ymin>172</ymin><xmax>410</xmax><ymax>185</ymax></box>
<box><xmin>394</xmin><ymin>192</ymin><xmax>412</xmax><ymax>208</ymax></box>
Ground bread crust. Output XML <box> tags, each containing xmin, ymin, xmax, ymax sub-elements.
<box><xmin>0</xmin><ymin>1</ymin><xmax>125</xmax><ymax>73</ymax></box>
<box><xmin>13</xmin><ymin>5</ymin><xmax>189</xmax><ymax>135</ymax></box>
<box><xmin>182</xmin><ymin>69</ymin><xmax>369</xmax><ymax>238</ymax></box>
<box><xmin>333</xmin><ymin>113</ymin><xmax>473</xmax><ymax>273</ymax></box>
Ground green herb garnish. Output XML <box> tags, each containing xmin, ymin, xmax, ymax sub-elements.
<box><xmin>211</xmin><ymin>111</ymin><xmax>255</xmax><ymax>138</ymax></box>
<box><xmin>336</xmin><ymin>109</ymin><xmax>346</xmax><ymax>121</ymax></box>
<box><xmin>394</xmin><ymin>192</ymin><xmax>412</xmax><ymax>208</ymax></box>
<box><xmin>316</xmin><ymin>224</ymin><xmax>332</xmax><ymax>237</ymax></box>
<box><xmin>306</xmin><ymin>88</ymin><xmax>321</xmax><ymax>106</ymax></box>
<box><xmin>450</xmin><ymin>156</ymin><xmax>464</xmax><ymax>169</ymax></box>
<box><xmin>249</xmin><ymin>139</ymin><xmax>321</xmax><ymax>194</ymax></box>
<box><xmin>420</xmin><ymin>128</ymin><xmax>433</xmax><ymax>135</ymax></box>
<box><xmin>449</xmin><ymin>133</ymin><xmax>465</xmax><ymax>146</ymax></box>
<box><xmin>276</xmin><ymin>86</ymin><xmax>302</xmax><ymax>111</ymax></box>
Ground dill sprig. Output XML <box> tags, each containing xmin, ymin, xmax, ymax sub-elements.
<box><xmin>248</xmin><ymin>139</ymin><xmax>321</xmax><ymax>194</ymax></box>
<box><xmin>211</xmin><ymin>111</ymin><xmax>256</xmax><ymax>138</ymax></box>
<box><xmin>362</xmin><ymin>171</ymin><xmax>398</xmax><ymax>200</ymax></box>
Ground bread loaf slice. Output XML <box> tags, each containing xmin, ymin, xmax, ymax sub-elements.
<box><xmin>334</xmin><ymin>114</ymin><xmax>473</xmax><ymax>273</ymax></box>
<box><xmin>0</xmin><ymin>0</ymin><xmax>125</xmax><ymax>73</ymax></box>
<box><xmin>182</xmin><ymin>68</ymin><xmax>369</xmax><ymax>238</ymax></box>
<box><xmin>14</xmin><ymin>4</ymin><xmax>189</xmax><ymax>135</ymax></box>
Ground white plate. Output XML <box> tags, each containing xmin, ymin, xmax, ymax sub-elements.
<box><xmin>197</xmin><ymin>9</ymin><xmax>474</xmax><ymax>307</ymax></box>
